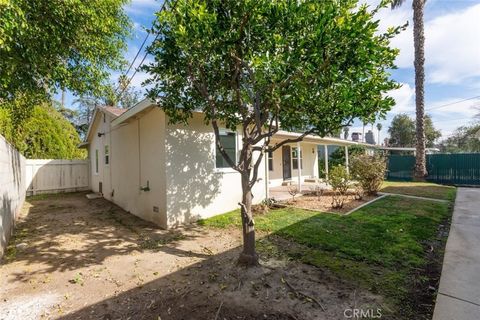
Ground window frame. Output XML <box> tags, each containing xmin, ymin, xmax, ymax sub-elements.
<box><xmin>95</xmin><ymin>149</ymin><xmax>99</xmax><ymax>174</ymax></box>
<box><xmin>268</xmin><ymin>150</ymin><xmax>274</xmax><ymax>171</ymax></box>
<box><xmin>214</xmin><ymin>130</ymin><xmax>238</xmax><ymax>172</ymax></box>
<box><xmin>292</xmin><ymin>147</ymin><xmax>303</xmax><ymax>170</ymax></box>
<box><xmin>104</xmin><ymin>145</ymin><xmax>110</xmax><ymax>166</ymax></box>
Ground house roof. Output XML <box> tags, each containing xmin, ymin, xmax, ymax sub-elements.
<box><xmin>100</xmin><ymin>106</ymin><xmax>128</xmax><ymax>117</ymax></box>
<box><xmin>80</xmin><ymin>106</ymin><xmax>129</xmax><ymax>147</ymax></box>
<box><xmin>111</xmin><ymin>98</ymin><xmax>157</xmax><ymax>127</ymax></box>
<box><xmin>272</xmin><ymin>130</ymin><xmax>360</xmax><ymax>146</ymax></box>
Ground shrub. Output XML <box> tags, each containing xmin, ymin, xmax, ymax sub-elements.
<box><xmin>328</xmin><ymin>165</ymin><xmax>351</xmax><ymax>208</ymax></box>
<box><xmin>350</xmin><ymin>154</ymin><xmax>387</xmax><ymax>195</ymax></box>
<box><xmin>329</xmin><ymin>144</ymin><xmax>366</xmax><ymax>167</ymax></box>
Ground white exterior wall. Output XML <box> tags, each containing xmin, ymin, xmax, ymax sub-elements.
<box><xmin>0</xmin><ymin>135</ymin><xmax>26</xmax><ymax>258</ymax></box>
<box><xmin>89</xmin><ymin>108</ymin><xmax>167</xmax><ymax>228</ymax></box>
<box><xmin>89</xmin><ymin>113</ymin><xmax>109</xmax><ymax>194</ymax></box>
<box><xmin>88</xmin><ymin>108</ymin><xmax>266</xmax><ymax>229</ymax></box>
<box><xmin>164</xmin><ymin>113</ymin><xmax>267</xmax><ymax>227</ymax></box>
<box><xmin>25</xmin><ymin>159</ymin><xmax>89</xmax><ymax>196</ymax></box>
<box><xmin>268</xmin><ymin>141</ymin><xmax>319</xmax><ymax>187</ymax></box>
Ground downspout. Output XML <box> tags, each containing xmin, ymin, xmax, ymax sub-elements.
<box><xmin>138</xmin><ymin>118</ymin><xmax>141</xmax><ymax>193</ymax></box>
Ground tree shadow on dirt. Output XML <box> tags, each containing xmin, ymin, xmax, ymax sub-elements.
<box><xmin>1</xmin><ymin>192</ymin><xmax>211</xmax><ymax>281</ymax></box>
<box><xmin>56</xmin><ymin>242</ymin><xmax>378</xmax><ymax>320</ymax></box>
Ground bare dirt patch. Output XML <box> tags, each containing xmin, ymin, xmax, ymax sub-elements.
<box><xmin>282</xmin><ymin>190</ymin><xmax>378</xmax><ymax>214</ymax></box>
<box><xmin>1</xmin><ymin>192</ymin><xmax>383</xmax><ymax>319</ymax></box>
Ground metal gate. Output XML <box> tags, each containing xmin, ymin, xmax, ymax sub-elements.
<box><xmin>387</xmin><ymin>153</ymin><xmax>480</xmax><ymax>186</ymax></box>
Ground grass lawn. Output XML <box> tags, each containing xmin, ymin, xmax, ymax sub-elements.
<box><xmin>380</xmin><ymin>181</ymin><xmax>456</xmax><ymax>201</ymax></box>
<box><xmin>199</xmin><ymin>195</ymin><xmax>453</xmax><ymax>319</ymax></box>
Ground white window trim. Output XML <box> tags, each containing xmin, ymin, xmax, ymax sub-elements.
<box><xmin>268</xmin><ymin>150</ymin><xmax>274</xmax><ymax>172</ymax></box>
<box><xmin>214</xmin><ymin>129</ymin><xmax>238</xmax><ymax>173</ymax></box>
<box><xmin>291</xmin><ymin>146</ymin><xmax>303</xmax><ymax>171</ymax></box>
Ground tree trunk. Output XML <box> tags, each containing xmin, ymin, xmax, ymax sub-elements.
<box><xmin>237</xmin><ymin>172</ymin><xmax>259</xmax><ymax>266</ymax></box>
<box><xmin>413</xmin><ymin>0</ymin><xmax>427</xmax><ymax>179</ymax></box>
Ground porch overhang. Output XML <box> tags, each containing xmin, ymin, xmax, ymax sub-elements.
<box><xmin>272</xmin><ymin>130</ymin><xmax>360</xmax><ymax>147</ymax></box>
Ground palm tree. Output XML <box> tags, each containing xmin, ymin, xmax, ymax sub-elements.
<box><xmin>376</xmin><ymin>123</ymin><xmax>382</xmax><ymax>145</ymax></box>
<box><xmin>392</xmin><ymin>0</ymin><xmax>427</xmax><ymax>179</ymax></box>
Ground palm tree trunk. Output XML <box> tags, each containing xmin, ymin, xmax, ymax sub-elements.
<box><xmin>413</xmin><ymin>0</ymin><xmax>427</xmax><ymax>179</ymax></box>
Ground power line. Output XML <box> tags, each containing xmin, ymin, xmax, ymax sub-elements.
<box><xmin>400</xmin><ymin>95</ymin><xmax>480</xmax><ymax>115</ymax></box>
<box><xmin>117</xmin><ymin>0</ymin><xmax>177</xmax><ymax>102</ymax></box>
<box><xmin>114</xmin><ymin>0</ymin><xmax>168</xmax><ymax>96</ymax></box>
<box><xmin>426</xmin><ymin>95</ymin><xmax>480</xmax><ymax>112</ymax></box>
<box><xmin>123</xmin><ymin>31</ymin><xmax>151</xmax><ymax>81</ymax></box>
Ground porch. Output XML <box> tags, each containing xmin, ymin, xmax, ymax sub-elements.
<box><xmin>267</xmin><ymin>131</ymin><xmax>358</xmax><ymax>199</ymax></box>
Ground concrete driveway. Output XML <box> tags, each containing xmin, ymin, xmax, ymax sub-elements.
<box><xmin>433</xmin><ymin>188</ymin><xmax>480</xmax><ymax>320</ymax></box>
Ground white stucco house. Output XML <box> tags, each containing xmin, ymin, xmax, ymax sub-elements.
<box><xmin>81</xmin><ymin>99</ymin><xmax>358</xmax><ymax>228</ymax></box>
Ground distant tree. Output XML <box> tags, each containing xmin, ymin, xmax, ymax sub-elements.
<box><xmin>388</xmin><ymin>114</ymin><xmax>440</xmax><ymax>148</ymax></box>
<box><xmin>388</xmin><ymin>114</ymin><xmax>416</xmax><ymax>147</ymax></box>
<box><xmin>424</xmin><ymin>115</ymin><xmax>441</xmax><ymax>148</ymax></box>
<box><xmin>439</xmin><ymin>123</ymin><xmax>480</xmax><ymax>153</ymax></box>
<box><xmin>73</xmin><ymin>96</ymin><xmax>100</xmax><ymax>139</ymax></box>
<box><xmin>117</xmin><ymin>75</ymin><xmax>142</xmax><ymax>109</ymax></box>
<box><xmin>144</xmin><ymin>0</ymin><xmax>400</xmax><ymax>265</ymax></box>
<box><xmin>376</xmin><ymin>123</ymin><xmax>383</xmax><ymax>145</ymax></box>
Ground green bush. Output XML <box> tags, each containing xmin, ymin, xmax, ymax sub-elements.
<box><xmin>328</xmin><ymin>165</ymin><xmax>351</xmax><ymax>208</ymax></box>
<box><xmin>350</xmin><ymin>154</ymin><xmax>386</xmax><ymax>195</ymax></box>
<box><xmin>0</xmin><ymin>103</ymin><xmax>86</xmax><ymax>159</ymax></box>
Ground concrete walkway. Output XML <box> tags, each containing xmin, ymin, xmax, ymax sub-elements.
<box><xmin>433</xmin><ymin>188</ymin><xmax>480</xmax><ymax>320</ymax></box>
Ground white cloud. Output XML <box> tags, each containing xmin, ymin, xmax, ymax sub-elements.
<box><xmin>371</xmin><ymin>2</ymin><xmax>480</xmax><ymax>84</ymax></box>
<box><xmin>386</xmin><ymin>83</ymin><xmax>415</xmax><ymax>114</ymax></box>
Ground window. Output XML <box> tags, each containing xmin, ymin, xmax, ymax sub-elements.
<box><xmin>268</xmin><ymin>151</ymin><xmax>274</xmax><ymax>171</ymax></box>
<box><xmin>292</xmin><ymin>147</ymin><xmax>303</xmax><ymax>170</ymax></box>
<box><xmin>215</xmin><ymin>131</ymin><xmax>236</xmax><ymax>168</ymax></box>
<box><xmin>104</xmin><ymin>145</ymin><xmax>109</xmax><ymax>165</ymax></box>
<box><xmin>95</xmin><ymin>149</ymin><xmax>99</xmax><ymax>174</ymax></box>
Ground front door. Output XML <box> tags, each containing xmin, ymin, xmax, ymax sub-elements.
<box><xmin>282</xmin><ymin>146</ymin><xmax>291</xmax><ymax>180</ymax></box>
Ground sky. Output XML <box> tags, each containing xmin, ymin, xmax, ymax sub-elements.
<box><xmin>58</xmin><ymin>0</ymin><xmax>480</xmax><ymax>144</ymax></box>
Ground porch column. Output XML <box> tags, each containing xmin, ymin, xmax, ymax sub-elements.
<box><xmin>297</xmin><ymin>142</ymin><xmax>302</xmax><ymax>192</ymax></box>
<box><xmin>324</xmin><ymin>144</ymin><xmax>329</xmax><ymax>180</ymax></box>
<box><xmin>345</xmin><ymin>145</ymin><xmax>349</xmax><ymax>175</ymax></box>
<box><xmin>264</xmin><ymin>149</ymin><xmax>269</xmax><ymax>199</ymax></box>
<box><xmin>313</xmin><ymin>146</ymin><xmax>319</xmax><ymax>179</ymax></box>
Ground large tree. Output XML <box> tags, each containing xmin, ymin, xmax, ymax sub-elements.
<box><xmin>388</xmin><ymin>113</ymin><xmax>440</xmax><ymax>148</ymax></box>
<box><xmin>0</xmin><ymin>102</ymin><xmax>85</xmax><ymax>159</ymax></box>
<box><xmin>144</xmin><ymin>0</ymin><xmax>400</xmax><ymax>265</ymax></box>
<box><xmin>392</xmin><ymin>0</ymin><xmax>427</xmax><ymax>178</ymax></box>
<box><xmin>439</xmin><ymin>123</ymin><xmax>480</xmax><ymax>153</ymax></box>
<box><xmin>0</xmin><ymin>0</ymin><xmax>131</xmax><ymax>129</ymax></box>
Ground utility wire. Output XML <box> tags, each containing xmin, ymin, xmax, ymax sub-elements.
<box><xmin>426</xmin><ymin>95</ymin><xmax>480</xmax><ymax>112</ymax></box>
<box><xmin>117</xmin><ymin>0</ymin><xmax>177</xmax><ymax>103</ymax></box>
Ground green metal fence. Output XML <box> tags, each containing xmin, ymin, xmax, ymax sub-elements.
<box><xmin>387</xmin><ymin>155</ymin><xmax>415</xmax><ymax>181</ymax></box>
<box><xmin>387</xmin><ymin>153</ymin><xmax>480</xmax><ymax>185</ymax></box>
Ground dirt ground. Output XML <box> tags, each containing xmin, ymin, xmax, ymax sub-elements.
<box><xmin>0</xmin><ymin>192</ymin><xmax>384</xmax><ymax>320</ymax></box>
<box><xmin>282</xmin><ymin>191</ymin><xmax>377</xmax><ymax>214</ymax></box>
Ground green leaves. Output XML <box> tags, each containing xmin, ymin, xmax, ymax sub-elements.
<box><xmin>144</xmin><ymin>0</ymin><xmax>401</xmax><ymax>160</ymax></box>
<box><xmin>0</xmin><ymin>0</ymin><xmax>131</xmax><ymax>101</ymax></box>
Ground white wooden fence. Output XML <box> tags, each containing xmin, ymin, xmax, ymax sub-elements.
<box><xmin>26</xmin><ymin>159</ymin><xmax>90</xmax><ymax>196</ymax></box>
